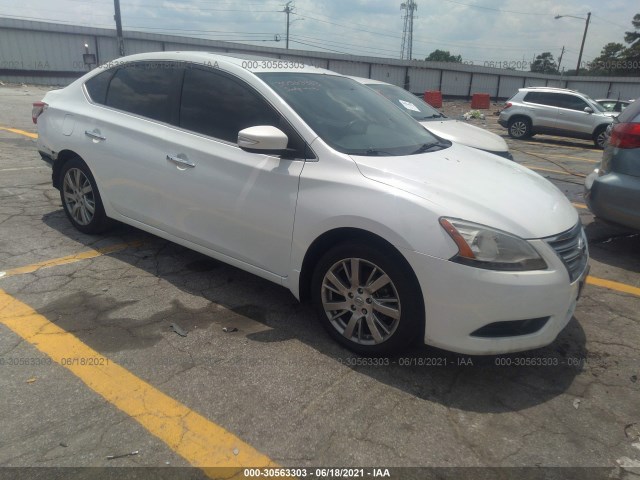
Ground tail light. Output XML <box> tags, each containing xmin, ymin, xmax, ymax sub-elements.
<box><xmin>501</xmin><ymin>102</ymin><xmax>513</xmax><ymax>111</ymax></box>
<box><xmin>32</xmin><ymin>101</ymin><xmax>47</xmax><ymax>124</ymax></box>
<box><xmin>608</xmin><ymin>122</ymin><xmax>640</xmax><ymax>149</ymax></box>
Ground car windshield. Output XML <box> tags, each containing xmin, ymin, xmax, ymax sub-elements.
<box><xmin>257</xmin><ymin>73</ymin><xmax>444</xmax><ymax>156</ymax></box>
<box><xmin>365</xmin><ymin>83</ymin><xmax>445</xmax><ymax>121</ymax></box>
<box><xmin>585</xmin><ymin>96</ymin><xmax>606</xmax><ymax>113</ymax></box>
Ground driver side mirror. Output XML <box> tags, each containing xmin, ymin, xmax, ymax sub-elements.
<box><xmin>238</xmin><ymin>126</ymin><xmax>289</xmax><ymax>155</ymax></box>
<box><xmin>583</xmin><ymin>107</ymin><xmax>594</xmax><ymax>114</ymax></box>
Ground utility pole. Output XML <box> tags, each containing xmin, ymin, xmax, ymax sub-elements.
<box><xmin>576</xmin><ymin>12</ymin><xmax>591</xmax><ymax>75</ymax></box>
<box><xmin>557</xmin><ymin>46</ymin><xmax>565</xmax><ymax>72</ymax></box>
<box><xmin>283</xmin><ymin>1</ymin><xmax>293</xmax><ymax>50</ymax></box>
<box><xmin>113</xmin><ymin>0</ymin><xmax>125</xmax><ymax>57</ymax></box>
<box><xmin>400</xmin><ymin>1</ymin><xmax>417</xmax><ymax>60</ymax></box>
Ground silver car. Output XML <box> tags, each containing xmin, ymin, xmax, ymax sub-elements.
<box><xmin>585</xmin><ymin>98</ymin><xmax>640</xmax><ymax>229</ymax></box>
<box><xmin>499</xmin><ymin>87</ymin><xmax>615</xmax><ymax>148</ymax></box>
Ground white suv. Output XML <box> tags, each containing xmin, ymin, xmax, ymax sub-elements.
<box><xmin>35</xmin><ymin>52</ymin><xmax>589</xmax><ymax>355</ymax></box>
<box><xmin>499</xmin><ymin>87</ymin><xmax>615</xmax><ymax>148</ymax></box>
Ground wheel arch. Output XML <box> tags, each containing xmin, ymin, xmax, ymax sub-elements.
<box><xmin>298</xmin><ymin>227</ymin><xmax>422</xmax><ymax>306</ymax></box>
<box><xmin>52</xmin><ymin>149</ymin><xmax>83</xmax><ymax>190</ymax></box>
<box><xmin>592</xmin><ymin>123</ymin><xmax>609</xmax><ymax>136</ymax></box>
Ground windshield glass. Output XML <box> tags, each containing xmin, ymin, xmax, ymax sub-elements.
<box><xmin>366</xmin><ymin>83</ymin><xmax>444</xmax><ymax>121</ymax></box>
<box><xmin>585</xmin><ymin>96</ymin><xmax>606</xmax><ymax>113</ymax></box>
<box><xmin>257</xmin><ymin>73</ymin><xmax>443</xmax><ymax>156</ymax></box>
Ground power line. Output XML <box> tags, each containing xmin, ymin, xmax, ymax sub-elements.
<box><xmin>437</xmin><ymin>0</ymin><xmax>551</xmax><ymax>16</ymax></box>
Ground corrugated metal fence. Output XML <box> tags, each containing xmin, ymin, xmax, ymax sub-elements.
<box><xmin>1</xmin><ymin>17</ymin><xmax>639</xmax><ymax>100</ymax></box>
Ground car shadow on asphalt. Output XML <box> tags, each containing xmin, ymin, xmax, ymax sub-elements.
<box><xmin>40</xmin><ymin>211</ymin><xmax>589</xmax><ymax>414</ymax></box>
<box><xmin>585</xmin><ymin>221</ymin><xmax>640</xmax><ymax>274</ymax></box>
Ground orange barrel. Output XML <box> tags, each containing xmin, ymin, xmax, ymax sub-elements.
<box><xmin>424</xmin><ymin>90</ymin><xmax>442</xmax><ymax>108</ymax></box>
<box><xmin>471</xmin><ymin>93</ymin><xmax>491</xmax><ymax>109</ymax></box>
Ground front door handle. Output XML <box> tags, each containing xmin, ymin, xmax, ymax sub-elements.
<box><xmin>166</xmin><ymin>154</ymin><xmax>195</xmax><ymax>168</ymax></box>
<box><xmin>85</xmin><ymin>130</ymin><xmax>106</xmax><ymax>141</ymax></box>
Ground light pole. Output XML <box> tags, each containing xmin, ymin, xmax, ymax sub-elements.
<box><xmin>283</xmin><ymin>1</ymin><xmax>293</xmax><ymax>49</ymax></box>
<box><xmin>555</xmin><ymin>12</ymin><xmax>591</xmax><ymax>75</ymax></box>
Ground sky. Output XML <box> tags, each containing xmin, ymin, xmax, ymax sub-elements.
<box><xmin>1</xmin><ymin>0</ymin><xmax>638</xmax><ymax>72</ymax></box>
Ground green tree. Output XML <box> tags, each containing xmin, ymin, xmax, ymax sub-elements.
<box><xmin>623</xmin><ymin>13</ymin><xmax>640</xmax><ymax>68</ymax></box>
<box><xmin>425</xmin><ymin>49</ymin><xmax>462</xmax><ymax>62</ymax></box>
<box><xmin>589</xmin><ymin>43</ymin><xmax>627</xmax><ymax>75</ymax></box>
<box><xmin>530</xmin><ymin>52</ymin><xmax>558</xmax><ymax>74</ymax></box>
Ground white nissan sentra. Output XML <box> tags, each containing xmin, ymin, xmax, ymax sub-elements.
<box><xmin>35</xmin><ymin>52</ymin><xmax>589</xmax><ymax>355</ymax></box>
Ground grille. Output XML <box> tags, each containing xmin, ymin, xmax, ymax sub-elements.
<box><xmin>545</xmin><ymin>223</ymin><xmax>589</xmax><ymax>282</ymax></box>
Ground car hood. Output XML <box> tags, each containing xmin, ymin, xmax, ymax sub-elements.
<box><xmin>421</xmin><ymin>119</ymin><xmax>508</xmax><ymax>153</ymax></box>
<box><xmin>351</xmin><ymin>143</ymin><xmax>578</xmax><ymax>239</ymax></box>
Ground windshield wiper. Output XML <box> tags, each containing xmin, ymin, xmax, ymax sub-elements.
<box><xmin>363</xmin><ymin>148</ymin><xmax>396</xmax><ymax>156</ymax></box>
<box><xmin>411</xmin><ymin>142</ymin><xmax>446</xmax><ymax>154</ymax></box>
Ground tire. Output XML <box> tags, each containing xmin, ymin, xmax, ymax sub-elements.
<box><xmin>508</xmin><ymin>117</ymin><xmax>532</xmax><ymax>139</ymax></box>
<box><xmin>593</xmin><ymin>126</ymin><xmax>608</xmax><ymax>149</ymax></box>
<box><xmin>59</xmin><ymin>156</ymin><xmax>111</xmax><ymax>234</ymax></box>
<box><xmin>311</xmin><ymin>242</ymin><xmax>424</xmax><ymax>355</ymax></box>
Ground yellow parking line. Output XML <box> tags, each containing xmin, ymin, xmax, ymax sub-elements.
<box><xmin>0</xmin><ymin>127</ymin><xmax>38</xmax><ymax>139</ymax></box>
<box><xmin>0</xmin><ymin>290</ymin><xmax>276</xmax><ymax>475</ymax></box>
<box><xmin>586</xmin><ymin>276</ymin><xmax>640</xmax><ymax>298</ymax></box>
<box><xmin>0</xmin><ymin>241</ymin><xmax>144</xmax><ymax>278</ymax></box>
<box><xmin>572</xmin><ymin>202</ymin><xmax>588</xmax><ymax>209</ymax></box>
<box><xmin>521</xmin><ymin>151</ymin><xmax>599</xmax><ymax>164</ymax></box>
<box><xmin>522</xmin><ymin>164</ymin><xmax>587</xmax><ymax>178</ymax></box>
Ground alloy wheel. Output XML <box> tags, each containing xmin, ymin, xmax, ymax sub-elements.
<box><xmin>63</xmin><ymin>168</ymin><xmax>95</xmax><ymax>226</ymax></box>
<box><xmin>321</xmin><ymin>258</ymin><xmax>401</xmax><ymax>345</ymax></box>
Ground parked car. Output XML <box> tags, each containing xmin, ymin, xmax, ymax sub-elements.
<box><xmin>585</xmin><ymin>98</ymin><xmax>640</xmax><ymax>229</ymax></box>
<box><xmin>349</xmin><ymin>76</ymin><xmax>512</xmax><ymax>159</ymax></box>
<box><xmin>595</xmin><ymin>98</ymin><xmax>632</xmax><ymax>113</ymax></box>
<box><xmin>35</xmin><ymin>52</ymin><xmax>589</xmax><ymax>355</ymax></box>
<box><xmin>499</xmin><ymin>87</ymin><xmax>615</xmax><ymax>148</ymax></box>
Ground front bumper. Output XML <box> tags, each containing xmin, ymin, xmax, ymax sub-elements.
<box><xmin>402</xmin><ymin>239</ymin><xmax>588</xmax><ymax>355</ymax></box>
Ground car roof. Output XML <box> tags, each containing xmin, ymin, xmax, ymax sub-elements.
<box><xmin>596</xmin><ymin>99</ymin><xmax>630</xmax><ymax>103</ymax></box>
<box><xmin>520</xmin><ymin>86</ymin><xmax>580</xmax><ymax>94</ymax></box>
<box><xmin>96</xmin><ymin>51</ymin><xmax>338</xmax><ymax>75</ymax></box>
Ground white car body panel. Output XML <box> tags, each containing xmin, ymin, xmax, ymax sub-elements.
<box><xmin>419</xmin><ymin>119</ymin><xmax>508</xmax><ymax>153</ymax></box>
<box><xmin>36</xmin><ymin>51</ymin><xmax>588</xmax><ymax>355</ymax></box>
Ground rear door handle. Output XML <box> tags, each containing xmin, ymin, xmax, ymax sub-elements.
<box><xmin>85</xmin><ymin>130</ymin><xmax>106</xmax><ymax>141</ymax></box>
<box><xmin>166</xmin><ymin>154</ymin><xmax>195</xmax><ymax>168</ymax></box>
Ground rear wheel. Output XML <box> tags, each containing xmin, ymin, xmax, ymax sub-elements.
<box><xmin>508</xmin><ymin>117</ymin><xmax>532</xmax><ymax>139</ymax></box>
<box><xmin>593</xmin><ymin>126</ymin><xmax>608</xmax><ymax>149</ymax></box>
<box><xmin>59</xmin><ymin>156</ymin><xmax>111</xmax><ymax>234</ymax></box>
<box><xmin>311</xmin><ymin>242</ymin><xmax>424</xmax><ymax>355</ymax></box>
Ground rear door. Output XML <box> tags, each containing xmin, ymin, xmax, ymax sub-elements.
<box><xmin>522</xmin><ymin>91</ymin><xmax>559</xmax><ymax>129</ymax></box>
<box><xmin>82</xmin><ymin>61</ymin><xmax>184</xmax><ymax>226</ymax></box>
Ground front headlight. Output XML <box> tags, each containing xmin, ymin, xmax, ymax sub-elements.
<box><xmin>439</xmin><ymin>218</ymin><xmax>547</xmax><ymax>271</ymax></box>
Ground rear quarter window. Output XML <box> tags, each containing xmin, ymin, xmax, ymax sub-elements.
<box><xmin>84</xmin><ymin>69</ymin><xmax>115</xmax><ymax>105</ymax></box>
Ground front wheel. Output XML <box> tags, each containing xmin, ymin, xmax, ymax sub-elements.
<box><xmin>311</xmin><ymin>242</ymin><xmax>424</xmax><ymax>355</ymax></box>
<box><xmin>593</xmin><ymin>127</ymin><xmax>608</xmax><ymax>149</ymax></box>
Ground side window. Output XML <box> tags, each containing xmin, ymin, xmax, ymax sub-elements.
<box><xmin>180</xmin><ymin>67</ymin><xmax>281</xmax><ymax>143</ymax></box>
<box><xmin>557</xmin><ymin>94</ymin><xmax>589</xmax><ymax>111</ymax></box>
<box><xmin>106</xmin><ymin>62</ymin><xmax>182</xmax><ymax>123</ymax></box>
<box><xmin>85</xmin><ymin>69</ymin><xmax>115</xmax><ymax>105</ymax></box>
<box><xmin>524</xmin><ymin>92</ymin><xmax>554</xmax><ymax>106</ymax></box>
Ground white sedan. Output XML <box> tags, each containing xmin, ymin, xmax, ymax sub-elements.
<box><xmin>349</xmin><ymin>76</ymin><xmax>512</xmax><ymax>159</ymax></box>
<box><xmin>35</xmin><ymin>52</ymin><xmax>588</xmax><ymax>355</ymax></box>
